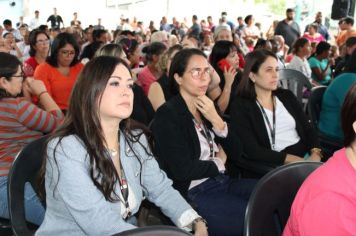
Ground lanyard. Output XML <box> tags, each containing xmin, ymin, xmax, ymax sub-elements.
<box><xmin>193</xmin><ymin>118</ymin><xmax>214</xmax><ymax>158</ymax></box>
<box><xmin>118</xmin><ymin>160</ymin><xmax>131</xmax><ymax>220</ymax></box>
<box><xmin>108</xmin><ymin>149</ymin><xmax>131</xmax><ymax>220</ymax></box>
<box><xmin>256</xmin><ymin>97</ymin><xmax>276</xmax><ymax>150</ymax></box>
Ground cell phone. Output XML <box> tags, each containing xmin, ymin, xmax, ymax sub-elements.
<box><xmin>217</xmin><ymin>58</ymin><xmax>231</xmax><ymax>71</ymax></box>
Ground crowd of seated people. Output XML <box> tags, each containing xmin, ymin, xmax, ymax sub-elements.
<box><xmin>0</xmin><ymin>6</ymin><xmax>355</xmax><ymax>235</ymax></box>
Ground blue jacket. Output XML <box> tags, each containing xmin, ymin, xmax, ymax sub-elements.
<box><xmin>36</xmin><ymin>132</ymin><xmax>196</xmax><ymax>235</ymax></box>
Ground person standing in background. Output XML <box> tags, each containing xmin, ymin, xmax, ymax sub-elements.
<box><xmin>47</xmin><ymin>8</ymin><xmax>64</xmax><ymax>30</ymax></box>
<box><xmin>29</xmin><ymin>10</ymin><xmax>41</xmax><ymax>30</ymax></box>
<box><xmin>274</xmin><ymin>8</ymin><xmax>301</xmax><ymax>52</ymax></box>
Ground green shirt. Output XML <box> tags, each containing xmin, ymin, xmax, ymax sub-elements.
<box><xmin>319</xmin><ymin>73</ymin><xmax>356</xmax><ymax>140</ymax></box>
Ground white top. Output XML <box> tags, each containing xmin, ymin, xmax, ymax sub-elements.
<box><xmin>29</xmin><ymin>18</ymin><xmax>41</xmax><ymax>30</ymax></box>
<box><xmin>287</xmin><ymin>55</ymin><xmax>312</xmax><ymax>79</ymax></box>
<box><xmin>259</xmin><ymin>97</ymin><xmax>300</xmax><ymax>151</ymax></box>
<box><xmin>189</xmin><ymin>122</ymin><xmax>228</xmax><ymax>190</ymax></box>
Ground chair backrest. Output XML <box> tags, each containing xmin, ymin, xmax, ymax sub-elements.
<box><xmin>244</xmin><ymin>161</ymin><xmax>323</xmax><ymax>236</ymax></box>
<box><xmin>278</xmin><ymin>69</ymin><xmax>313</xmax><ymax>104</ymax></box>
<box><xmin>113</xmin><ymin>225</ymin><xmax>193</xmax><ymax>236</ymax></box>
<box><xmin>307</xmin><ymin>86</ymin><xmax>327</xmax><ymax>128</ymax></box>
<box><xmin>7</xmin><ymin>136</ymin><xmax>48</xmax><ymax>236</ymax></box>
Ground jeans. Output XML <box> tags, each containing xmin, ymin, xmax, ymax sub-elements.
<box><xmin>0</xmin><ymin>176</ymin><xmax>45</xmax><ymax>225</ymax></box>
<box><xmin>188</xmin><ymin>175</ymin><xmax>257</xmax><ymax>236</ymax></box>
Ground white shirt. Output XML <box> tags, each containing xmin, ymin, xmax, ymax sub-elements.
<box><xmin>258</xmin><ymin>97</ymin><xmax>300</xmax><ymax>152</ymax></box>
<box><xmin>287</xmin><ymin>55</ymin><xmax>312</xmax><ymax>79</ymax></box>
<box><xmin>29</xmin><ymin>18</ymin><xmax>41</xmax><ymax>30</ymax></box>
<box><xmin>189</xmin><ymin>122</ymin><xmax>228</xmax><ymax>190</ymax></box>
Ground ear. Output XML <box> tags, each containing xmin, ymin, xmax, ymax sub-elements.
<box><xmin>174</xmin><ymin>73</ymin><xmax>182</xmax><ymax>85</ymax></box>
<box><xmin>249</xmin><ymin>72</ymin><xmax>256</xmax><ymax>83</ymax></box>
<box><xmin>0</xmin><ymin>77</ymin><xmax>9</xmax><ymax>89</ymax></box>
<box><xmin>352</xmin><ymin>121</ymin><xmax>356</xmax><ymax>134</ymax></box>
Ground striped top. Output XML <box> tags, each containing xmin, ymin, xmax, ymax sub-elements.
<box><xmin>0</xmin><ymin>97</ymin><xmax>64</xmax><ymax>176</ymax></box>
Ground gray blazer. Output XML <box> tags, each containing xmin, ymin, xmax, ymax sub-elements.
<box><xmin>36</xmin><ymin>132</ymin><xmax>195</xmax><ymax>235</ymax></box>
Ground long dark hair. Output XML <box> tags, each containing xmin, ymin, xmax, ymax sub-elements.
<box><xmin>46</xmin><ymin>32</ymin><xmax>80</xmax><ymax>67</ymax></box>
<box><xmin>29</xmin><ymin>30</ymin><xmax>50</xmax><ymax>57</ymax></box>
<box><xmin>0</xmin><ymin>52</ymin><xmax>22</xmax><ymax>99</ymax></box>
<box><xmin>236</xmin><ymin>49</ymin><xmax>277</xmax><ymax>99</ymax></box>
<box><xmin>168</xmin><ymin>48</ymin><xmax>207</xmax><ymax>96</ymax></box>
<box><xmin>210</xmin><ymin>40</ymin><xmax>237</xmax><ymax>77</ymax></box>
<box><xmin>341</xmin><ymin>83</ymin><xmax>356</xmax><ymax>147</ymax></box>
<box><xmin>38</xmin><ymin>56</ymin><xmax>153</xmax><ymax>202</ymax></box>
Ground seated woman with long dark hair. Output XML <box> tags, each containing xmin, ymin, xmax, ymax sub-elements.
<box><xmin>36</xmin><ymin>56</ymin><xmax>207</xmax><ymax>235</ymax></box>
<box><xmin>152</xmin><ymin>48</ymin><xmax>256</xmax><ymax>236</ymax></box>
<box><xmin>230</xmin><ymin>49</ymin><xmax>321</xmax><ymax>170</ymax></box>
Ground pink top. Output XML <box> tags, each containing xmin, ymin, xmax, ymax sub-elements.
<box><xmin>302</xmin><ymin>33</ymin><xmax>325</xmax><ymax>44</ymax></box>
<box><xmin>283</xmin><ymin>148</ymin><xmax>356</xmax><ymax>236</ymax></box>
<box><xmin>137</xmin><ymin>66</ymin><xmax>158</xmax><ymax>96</ymax></box>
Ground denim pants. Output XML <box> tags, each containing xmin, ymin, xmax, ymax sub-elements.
<box><xmin>188</xmin><ymin>175</ymin><xmax>257</xmax><ymax>236</ymax></box>
<box><xmin>0</xmin><ymin>176</ymin><xmax>45</xmax><ymax>225</ymax></box>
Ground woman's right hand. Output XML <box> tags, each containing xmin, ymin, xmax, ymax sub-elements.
<box><xmin>24</xmin><ymin>77</ymin><xmax>47</xmax><ymax>96</ymax></box>
<box><xmin>223</xmin><ymin>66</ymin><xmax>237</xmax><ymax>88</ymax></box>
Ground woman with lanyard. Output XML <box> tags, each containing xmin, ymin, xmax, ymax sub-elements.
<box><xmin>36</xmin><ymin>56</ymin><xmax>208</xmax><ymax>235</ymax></box>
<box><xmin>152</xmin><ymin>48</ymin><xmax>257</xmax><ymax>236</ymax></box>
<box><xmin>230</xmin><ymin>49</ymin><xmax>322</xmax><ymax>173</ymax></box>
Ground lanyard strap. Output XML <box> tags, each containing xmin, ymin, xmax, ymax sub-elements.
<box><xmin>193</xmin><ymin>118</ymin><xmax>214</xmax><ymax>158</ymax></box>
<box><xmin>118</xmin><ymin>159</ymin><xmax>131</xmax><ymax>220</ymax></box>
<box><xmin>256</xmin><ymin>97</ymin><xmax>276</xmax><ymax>150</ymax></box>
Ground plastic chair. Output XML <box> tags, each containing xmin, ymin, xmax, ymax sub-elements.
<box><xmin>113</xmin><ymin>225</ymin><xmax>192</xmax><ymax>236</ymax></box>
<box><xmin>278</xmin><ymin>69</ymin><xmax>313</xmax><ymax>108</ymax></box>
<box><xmin>7</xmin><ymin>136</ymin><xmax>48</xmax><ymax>236</ymax></box>
<box><xmin>307</xmin><ymin>86</ymin><xmax>343</xmax><ymax>157</ymax></box>
<box><xmin>244</xmin><ymin>161</ymin><xmax>322</xmax><ymax>236</ymax></box>
<box><xmin>0</xmin><ymin>218</ymin><xmax>12</xmax><ymax>236</ymax></box>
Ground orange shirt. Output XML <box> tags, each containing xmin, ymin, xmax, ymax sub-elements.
<box><xmin>336</xmin><ymin>29</ymin><xmax>356</xmax><ymax>47</ymax></box>
<box><xmin>34</xmin><ymin>62</ymin><xmax>84</xmax><ymax>110</ymax></box>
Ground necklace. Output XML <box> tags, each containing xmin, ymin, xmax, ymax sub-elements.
<box><xmin>108</xmin><ymin>148</ymin><xmax>118</xmax><ymax>157</ymax></box>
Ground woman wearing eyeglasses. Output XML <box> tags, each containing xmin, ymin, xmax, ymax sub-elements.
<box><xmin>23</xmin><ymin>30</ymin><xmax>50</xmax><ymax>77</ymax></box>
<box><xmin>34</xmin><ymin>32</ymin><xmax>84</xmax><ymax>112</ymax></box>
<box><xmin>152</xmin><ymin>48</ymin><xmax>256</xmax><ymax>236</ymax></box>
<box><xmin>0</xmin><ymin>52</ymin><xmax>63</xmax><ymax>225</ymax></box>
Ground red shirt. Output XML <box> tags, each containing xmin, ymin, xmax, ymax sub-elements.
<box><xmin>34</xmin><ymin>62</ymin><xmax>84</xmax><ymax>110</ymax></box>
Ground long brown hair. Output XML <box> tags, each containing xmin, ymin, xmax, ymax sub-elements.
<box><xmin>38</xmin><ymin>56</ymin><xmax>153</xmax><ymax>202</ymax></box>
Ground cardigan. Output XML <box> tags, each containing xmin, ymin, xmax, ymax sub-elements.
<box><xmin>36</xmin><ymin>132</ymin><xmax>197</xmax><ymax>235</ymax></box>
<box><xmin>151</xmin><ymin>93</ymin><xmax>242</xmax><ymax>198</ymax></box>
<box><xmin>230</xmin><ymin>89</ymin><xmax>319</xmax><ymax>166</ymax></box>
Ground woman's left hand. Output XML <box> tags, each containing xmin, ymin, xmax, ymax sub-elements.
<box><xmin>194</xmin><ymin>221</ymin><xmax>208</xmax><ymax>236</ymax></box>
<box><xmin>308</xmin><ymin>152</ymin><xmax>321</xmax><ymax>162</ymax></box>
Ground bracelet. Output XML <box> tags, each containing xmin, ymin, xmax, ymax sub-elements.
<box><xmin>311</xmin><ymin>148</ymin><xmax>323</xmax><ymax>158</ymax></box>
<box><xmin>38</xmin><ymin>91</ymin><xmax>48</xmax><ymax>100</ymax></box>
<box><xmin>192</xmin><ymin>217</ymin><xmax>208</xmax><ymax>231</ymax></box>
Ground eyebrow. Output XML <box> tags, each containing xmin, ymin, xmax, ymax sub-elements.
<box><xmin>110</xmin><ymin>76</ymin><xmax>134</xmax><ymax>81</ymax></box>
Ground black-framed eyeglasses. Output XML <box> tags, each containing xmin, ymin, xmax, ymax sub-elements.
<box><xmin>10</xmin><ymin>73</ymin><xmax>26</xmax><ymax>81</ymax></box>
<box><xmin>188</xmin><ymin>67</ymin><xmax>211</xmax><ymax>79</ymax></box>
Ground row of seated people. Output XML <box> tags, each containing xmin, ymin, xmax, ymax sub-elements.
<box><xmin>0</xmin><ymin>32</ymin><xmax>354</xmax><ymax>235</ymax></box>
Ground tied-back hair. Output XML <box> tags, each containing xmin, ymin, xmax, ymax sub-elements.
<box><xmin>341</xmin><ymin>83</ymin><xmax>356</xmax><ymax>147</ymax></box>
<box><xmin>94</xmin><ymin>43</ymin><xmax>124</xmax><ymax>58</ymax></box>
<box><xmin>38</xmin><ymin>56</ymin><xmax>153</xmax><ymax>202</ymax></box>
<box><xmin>141</xmin><ymin>41</ymin><xmax>167</xmax><ymax>63</ymax></box>
<box><xmin>29</xmin><ymin>30</ymin><xmax>50</xmax><ymax>57</ymax></box>
<box><xmin>0</xmin><ymin>52</ymin><xmax>22</xmax><ymax>99</ymax></box>
<box><xmin>157</xmin><ymin>44</ymin><xmax>183</xmax><ymax>73</ymax></box>
<box><xmin>46</xmin><ymin>32</ymin><xmax>81</xmax><ymax>67</ymax></box>
<box><xmin>292</xmin><ymin>37</ymin><xmax>309</xmax><ymax>54</ymax></box>
<box><xmin>313</xmin><ymin>41</ymin><xmax>331</xmax><ymax>57</ymax></box>
<box><xmin>236</xmin><ymin>49</ymin><xmax>277</xmax><ymax>99</ymax></box>
<box><xmin>168</xmin><ymin>48</ymin><xmax>207</xmax><ymax>97</ymax></box>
